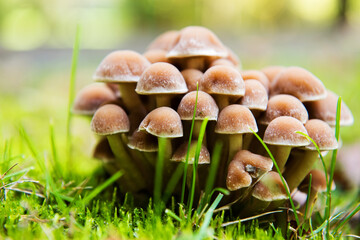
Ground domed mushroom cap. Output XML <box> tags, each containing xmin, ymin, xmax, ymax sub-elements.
<box><xmin>181</xmin><ymin>69</ymin><xmax>203</xmax><ymax>92</ymax></box>
<box><xmin>93</xmin><ymin>50</ymin><xmax>151</xmax><ymax>83</ymax></box>
<box><xmin>226</xmin><ymin>159</ymin><xmax>252</xmax><ymax>191</ymax></box>
<box><xmin>259</xmin><ymin>94</ymin><xmax>309</xmax><ymax>125</ymax></box>
<box><xmin>177</xmin><ymin>91</ymin><xmax>219</xmax><ymax>121</ymax></box>
<box><xmin>306</xmin><ymin>90</ymin><xmax>354</xmax><ymax>127</ymax></box>
<box><xmin>232</xmin><ymin>150</ymin><xmax>273</xmax><ymax>178</ymax></box>
<box><xmin>215</xmin><ymin>105</ymin><xmax>258</xmax><ymax>134</ymax></box>
<box><xmin>139</xmin><ymin>107</ymin><xmax>183</xmax><ymax>138</ymax></box>
<box><xmin>240</xmin><ymin>80</ymin><xmax>268</xmax><ymax>111</ymax></box>
<box><xmin>200</xmin><ymin>66</ymin><xmax>245</xmax><ymax>96</ymax></box>
<box><xmin>241</xmin><ymin>70</ymin><xmax>270</xmax><ymax>92</ymax></box>
<box><xmin>261</xmin><ymin>66</ymin><xmax>285</xmax><ymax>83</ymax></box>
<box><xmin>143</xmin><ymin>49</ymin><xmax>170</xmax><ymax>64</ymax></box>
<box><xmin>167</xmin><ymin>26</ymin><xmax>227</xmax><ymax>58</ymax></box>
<box><xmin>128</xmin><ymin>130</ymin><xmax>158</xmax><ymax>152</ymax></box>
<box><xmin>91</xmin><ymin>104</ymin><xmax>130</xmax><ymax>135</ymax></box>
<box><xmin>209</xmin><ymin>58</ymin><xmax>235</xmax><ymax>68</ymax></box>
<box><xmin>304</xmin><ymin>119</ymin><xmax>338</xmax><ymax>151</ymax></box>
<box><xmin>135</xmin><ymin>62</ymin><xmax>188</xmax><ymax>95</ymax></box>
<box><xmin>252</xmin><ymin>171</ymin><xmax>289</xmax><ymax>201</ymax></box>
<box><xmin>147</xmin><ymin>30</ymin><xmax>180</xmax><ymax>51</ymax></box>
<box><xmin>270</xmin><ymin>66</ymin><xmax>326</xmax><ymax>102</ymax></box>
<box><xmin>263</xmin><ymin>116</ymin><xmax>309</xmax><ymax>147</ymax></box>
<box><xmin>225</xmin><ymin>47</ymin><xmax>241</xmax><ymax>67</ymax></box>
<box><xmin>298</xmin><ymin>169</ymin><xmax>330</xmax><ymax>193</ymax></box>
<box><xmin>73</xmin><ymin>83</ymin><xmax>117</xmax><ymax>115</ymax></box>
<box><xmin>171</xmin><ymin>141</ymin><xmax>210</xmax><ymax>164</ymax></box>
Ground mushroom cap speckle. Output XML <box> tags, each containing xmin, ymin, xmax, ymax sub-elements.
<box><xmin>306</xmin><ymin>90</ymin><xmax>354</xmax><ymax>127</ymax></box>
<box><xmin>136</xmin><ymin>62</ymin><xmax>188</xmax><ymax>95</ymax></box>
<box><xmin>200</xmin><ymin>65</ymin><xmax>245</xmax><ymax>96</ymax></box>
<box><xmin>263</xmin><ymin>116</ymin><xmax>309</xmax><ymax>147</ymax></box>
<box><xmin>215</xmin><ymin>105</ymin><xmax>258</xmax><ymax>134</ymax></box>
<box><xmin>240</xmin><ymin>80</ymin><xmax>268</xmax><ymax>111</ymax></box>
<box><xmin>73</xmin><ymin>83</ymin><xmax>117</xmax><ymax>115</ymax></box>
<box><xmin>167</xmin><ymin>26</ymin><xmax>227</xmax><ymax>58</ymax></box>
<box><xmin>252</xmin><ymin>171</ymin><xmax>289</xmax><ymax>201</ymax></box>
<box><xmin>171</xmin><ymin>141</ymin><xmax>210</xmax><ymax>164</ymax></box>
<box><xmin>139</xmin><ymin>107</ymin><xmax>183</xmax><ymax>138</ymax></box>
<box><xmin>304</xmin><ymin>119</ymin><xmax>338</xmax><ymax>151</ymax></box>
<box><xmin>270</xmin><ymin>66</ymin><xmax>327</xmax><ymax>102</ymax></box>
<box><xmin>259</xmin><ymin>94</ymin><xmax>308</xmax><ymax>125</ymax></box>
<box><xmin>94</xmin><ymin>50</ymin><xmax>151</xmax><ymax>83</ymax></box>
<box><xmin>177</xmin><ymin>91</ymin><xmax>219</xmax><ymax>121</ymax></box>
<box><xmin>91</xmin><ymin>104</ymin><xmax>130</xmax><ymax>135</ymax></box>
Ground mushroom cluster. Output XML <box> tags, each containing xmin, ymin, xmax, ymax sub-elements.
<box><xmin>73</xmin><ymin>26</ymin><xmax>353</xmax><ymax>217</ymax></box>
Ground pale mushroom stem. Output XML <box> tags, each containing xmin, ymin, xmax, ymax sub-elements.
<box><xmin>155</xmin><ymin>95</ymin><xmax>172</xmax><ymax>107</ymax></box>
<box><xmin>238</xmin><ymin>197</ymin><xmax>271</xmax><ymax>217</ymax></box>
<box><xmin>193</xmin><ymin>120</ymin><xmax>207</xmax><ymax>145</ymax></box>
<box><xmin>228</xmin><ymin>134</ymin><xmax>243</xmax><ymax>164</ymax></box>
<box><xmin>183</xmin><ymin>57</ymin><xmax>206</xmax><ymax>71</ymax></box>
<box><xmin>107</xmin><ymin>134</ymin><xmax>147</xmax><ymax>191</ymax></box>
<box><xmin>118</xmin><ymin>83</ymin><xmax>147</xmax><ymax>119</ymax></box>
<box><xmin>267</xmin><ymin>145</ymin><xmax>291</xmax><ymax>172</ymax></box>
<box><xmin>284</xmin><ymin>151</ymin><xmax>319</xmax><ymax>192</ymax></box>
<box><xmin>214</xmin><ymin>95</ymin><xmax>230</xmax><ymax>110</ymax></box>
<box><xmin>299</xmin><ymin>188</ymin><xmax>318</xmax><ymax>219</ymax></box>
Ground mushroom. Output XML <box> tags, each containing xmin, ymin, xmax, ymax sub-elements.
<box><xmin>143</xmin><ymin>49</ymin><xmax>171</xmax><ymax>64</ymax></box>
<box><xmin>270</xmin><ymin>66</ymin><xmax>327</xmax><ymax>102</ymax></box>
<box><xmin>128</xmin><ymin>130</ymin><xmax>158</xmax><ymax>166</ymax></box>
<box><xmin>73</xmin><ymin>83</ymin><xmax>117</xmax><ymax>116</ymax></box>
<box><xmin>263</xmin><ymin>116</ymin><xmax>309</xmax><ymax>172</ymax></box>
<box><xmin>283</xmin><ymin>119</ymin><xmax>338</xmax><ymax>191</ymax></box>
<box><xmin>200</xmin><ymin>65</ymin><xmax>245</xmax><ymax>110</ymax></box>
<box><xmin>136</xmin><ymin>62</ymin><xmax>188</xmax><ymax>107</ymax></box>
<box><xmin>177</xmin><ymin>91</ymin><xmax>219</xmax><ymax>143</ymax></box>
<box><xmin>241</xmin><ymin>70</ymin><xmax>270</xmax><ymax>93</ymax></box>
<box><xmin>91</xmin><ymin>104</ymin><xmax>146</xmax><ymax>192</ymax></box>
<box><xmin>181</xmin><ymin>69</ymin><xmax>203</xmax><ymax>92</ymax></box>
<box><xmin>167</xmin><ymin>26</ymin><xmax>228</xmax><ymax>71</ymax></box>
<box><xmin>147</xmin><ymin>30</ymin><xmax>180</xmax><ymax>51</ymax></box>
<box><xmin>261</xmin><ymin>65</ymin><xmax>285</xmax><ymax>83</ymax></box>
<box><xmin>305</xmin><ymin>90</ymin><xmax>354</xmax><ymax>127</ymax></box>
<box><xmin>239</xmin><ymin>79</ymin><xmax>268</xmax><ymax>118</ymax></box>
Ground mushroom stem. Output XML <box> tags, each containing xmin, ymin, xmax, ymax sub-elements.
<box><xmin>107</xmin><ymin>134</ymin><xmax>147</xmax><ymax>192</ymax></box>
<box><xmin>228</xmin><ymin>134</ymin><xmax>243</xmax><ymax>164</ymax></box>
<box><xmin>267</xmin><ymin>145</ymin><xmax>291</xmax><ymax>172</ymax></box>
<box><xmin>193</xmin><ymin>120</ymin><xmax>207</xmax><ymax>145</ymax></box>
<box><xmin>156</xmin><ymin>95</ymin><xmax>172</xmax><ymax>107</ymax></box>
<box><xmin>237</xmin><ymin>196</ymin><xmax>271</xmax><ymax>217</ymax></box>
<box><xmin>214</xmin><ymin>95</ymin><xmax>230</xmax><ymax>110</ymax></box>
<box><xmin>183</xmin><ymin>57</ymin><xmax>206</xmax><ymax>71</ymax></box>
<box><xmin>299</xmin><ymin>188</ymin><xmax>318</xmax><ymax>218</ymax></box>
<box><xmin>283</xmin><ymin>150</ymin><xmax>319</xmax><ymax>192</ymax></box>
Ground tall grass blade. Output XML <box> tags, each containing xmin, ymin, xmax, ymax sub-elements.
<box><xmin>49</xmin><ymin>119</ymin><xmax>62</xmax><ymax>179</ymax></box>
<box><xmin>154</xmin><ymin>137</ymin><xmax>166</xmax><ymax>208</ymax></box>
<box><xmin>163</xmin><ymin>163</ymin><xmax>184</xmax><ymax>204</ymax></box>
<box><xmin>251</xmin><ymin>129</ymin><xmax>300</xmax><ymax>227</ymax></box>
<box><xmin>82</xmin><ymin>171</ymin><xmax>122</xmax><ymax>205</ymax></box>
<box><xmin>187</xmin><ymin>117</ymin><xmax>208</xmax><ymax>217</ymax></box>
<box><xmin>66</xmin><ymin>24</ymin><xmax>81</xmax><ymax>174</ymax></box>
<box><xmin>333</xmin><ymin>202</ymin><xmax>360</xmax><ymax>235</ymax></box>
<box><xmin>180</xmin><ymin>84</ymin><xmax>199</xmax><ymax>204</ymax></box>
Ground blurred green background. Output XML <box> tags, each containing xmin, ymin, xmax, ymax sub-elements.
<box><xmin>0</xmin><ymin>0</ymin><xmax>359</xmax><ymax>169</ymax></box>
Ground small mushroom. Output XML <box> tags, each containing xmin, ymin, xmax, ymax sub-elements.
<box><xmin>181</xmin><ymin>69</ymin><xmax>203</xmax><ymax>92</ymax></box>
<box><xmin>147</xmin><ymin>30</ymin><xmax>180</xmax><ymax>51</ymax></box>
<box><xmin>239</xmin><ymin>79</ymin><xmax>268</xmax><ymax>118</ymax></box>
<box><xmin>143</xmin><ymin>49</ymin><xmax>171</xmax><ymax>64</ymax></box>
<box><xmin>261</xmin><ymin>65</ymin><xmax>285</xmax><ymax>83</ymax></box>
<box><xmin>241</xmin><ymin>70</ymin><xmax>270</xmax><ymax>92</ymax></box>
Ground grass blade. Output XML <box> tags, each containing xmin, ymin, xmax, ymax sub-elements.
<box><xmin>154</xmin><ymin>137</ymin><xmax>166</xmax><ymax>208</ymax></box>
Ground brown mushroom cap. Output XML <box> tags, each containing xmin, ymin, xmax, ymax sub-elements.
<box><xmin>239</xmin><ymin>80</ymin><xmax>268</xmax><ymax>111</ymax></box>
<box><xmin>73</xmin><ymin>83</ymin><xmax>117</xmax><ymax>115</ymax></box>
<box><xmin>128</xmin><ymin>130</ymin><xmax>158</xmax><ymax>152</ymax></box>
<box><xmin>232</xmin><ymin>150</ymin><xmax>273</xmax><ymax>178</ymax></box>
<box><xmin>135</xmin><ymin>62</ymin><xmax>188</xmax><ymax>95</ymax></box>
<box><xmin>304</xmin><ymin>119</ymin><xmax>338</xmax><ymax>151</ymax></box>
<box><xmin>298</xmin><ymin>169</ymin><xmax>329</xmax><ymax>193</ymax></box>
<box><xmin>93</xmin><ymin>50</ymin><xmax>151</xmax><ymax>83</ymax></box>
<box><xmin>306</xmin><ymin>90</ymin><xmax>354</xmax><ymax>126</ymax></box>
<box><xmin>147</xmin><ymin>30</ymin><xmax>180</xmax><ymax>51</ymax></box>
<box><xmin>261</xmin><ymin>66</ymin><xmax>285</xmax><ymax>83</ymax></box>
<box><xmin>139</xmin><ymin>107</ymin><xmax>183</xmax><ymax>138</ymax></box>
<box><xmin>91</xmin><ymin>104</ymin><xmax>130</xmax><ymax>135</ymax></box>
<box><xmin>226</xmin><ymin>159</ymin><xmax>252</xmax><ymax>191</ymax></box>
<box><xmin>252</xmin><ymin>171</ymin><xmax>289</xmax><ymax>201</ymax></box>
<box><xmin>241</xmin><ymin>70</ymin><xmax>270</xmax><ymax>92</ymax></box>
<box><xmin>171</xmin><ymin>141</ymin><xmax>210</xmax><ymax>164</ymax></box>
<box><xmin>259</xmin><ymin>94</ymin><xmax>309</xmax><ymax>125</ymax></box>
<box><xmin>270</xmin><ymin>66</ymin><xmax>326</xmax><ymax>102</ymax></box>
<box><xmin>263</xmin><ymin>116</ymin><xmax>309</xmax><ymax>147</ymax></box>
<box><xmin>167</xmin><ymin>26</ymin><xmax>227</xmax><ymax>59</ymax></box>
<box><xmin>143</xmin><ymin>49</ymin><xmax>170</xmax><ymax>64</ymax></box>
<box><xmin>215</xmin><ymin>105</ymin><xmax>258</xmax><ymax>134</ymax></box>
<box><xmin>181</xmin><ymin>69</ymin><xmax>203</xmax><ymax>92</ymax></box>
<box><xmin>200</xmin><ymin>65</ymin><xmax>245</xmax><ymax>96</ymax></box>
<box><xmin>177</xmin><ymin>91</ymin><xmax>219</xmax><ymax>121</ymax></box>
<box><xmin>209</xmin><ymin>58</ymin><xmax>235</xmax><ymax>68</ymax></box>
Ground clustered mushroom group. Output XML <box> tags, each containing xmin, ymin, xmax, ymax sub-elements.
<box><xmin>73</xmin><ymin>26</ymin><xmax>354</xmax><ymax>218</ymax></box>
